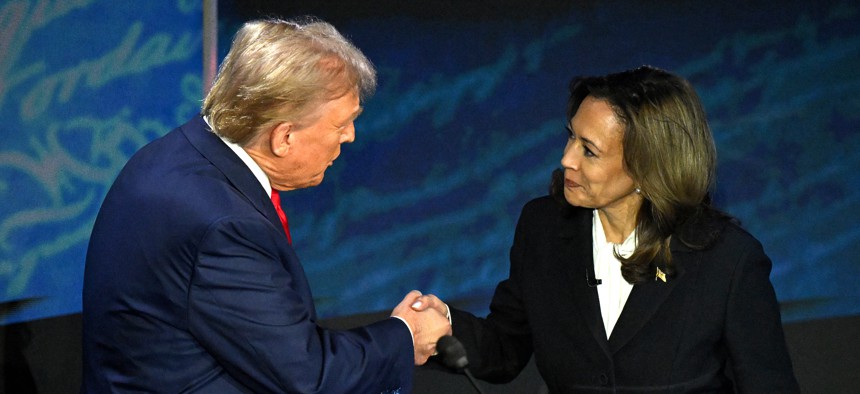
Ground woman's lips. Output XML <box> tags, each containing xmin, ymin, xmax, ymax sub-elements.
<box><xmin>565</xmin><ymin>178</ymin><xmax>580</xmax><ymax>188</ymax></box>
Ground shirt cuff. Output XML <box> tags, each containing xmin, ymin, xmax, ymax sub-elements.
<box><xmin>391</xmin><ymin>316</ymin><xmax>414</xmax><ymax>346</ymax></box>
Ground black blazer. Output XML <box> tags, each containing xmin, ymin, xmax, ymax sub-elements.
<box><xmin>451</xmin><ymin>196</ymin><xmax>799</xmax><ymax>393</ymax></box>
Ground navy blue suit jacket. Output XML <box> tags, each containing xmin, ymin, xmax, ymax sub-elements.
<box><xmin>451</xmin><ymin>196</ymin><xmax>799</xmax><ymax>393</ymax></box>
<box><xmin>82</xmin><ymin>116</ymin><xmax>413</xmax><ymax>393</ymax></box>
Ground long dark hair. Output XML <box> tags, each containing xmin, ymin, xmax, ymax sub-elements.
<box><xmin>552</xmin><ymin>66</ymin><xmax>731</xmax><ymax>284</ymax></box>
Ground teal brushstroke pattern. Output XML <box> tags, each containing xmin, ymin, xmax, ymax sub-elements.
<box><xmin>1</xmin><ymin>0</ymin><xmax>857</xmax><ymax>324</ymax></box>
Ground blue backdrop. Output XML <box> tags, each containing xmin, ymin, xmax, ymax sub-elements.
<box><xmin>2</xmin><ymin>0</ymin><xmax>858</xmax><ymax>325</ymax></box>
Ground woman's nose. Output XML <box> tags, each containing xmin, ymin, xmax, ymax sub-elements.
<box><xmin>561</xmin><ymin>143</ymin><xmax>578</xmax><ymax>170</ymax></box>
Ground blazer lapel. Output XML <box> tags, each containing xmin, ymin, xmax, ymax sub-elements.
<box><xmin>558</xmin><ymin>209</ymin><xmax>612</xmax><ymax>354</ymax></box>
<box><xmin>180</xmin><ymin>116</ymin><xmax>284</xmax><ymax>233</ymax></box>
<box><xmin>607</xmin><ymin>242</ymin><xmax>693</xmax><ymax>353</ymax></box>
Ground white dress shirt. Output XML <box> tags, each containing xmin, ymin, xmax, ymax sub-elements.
<box><xmin>592</xmin><ymin>209</ymin><xmax>637</xmax><ymax>339</ymax></box>
<box><xmin>204</xmin><ymin>116</ymin><xmax>271</xmax><ymax>197</ymax></box>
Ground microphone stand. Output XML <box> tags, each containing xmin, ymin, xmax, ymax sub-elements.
<box><xmin>462</xmin><ymin>368</ymin><xmax>484</xmax><ymax>394</ymax></box>
<box><xmin>437</xmin><ymin>335</ymin><xmax>485</xmax><ymax>394</ymax></box>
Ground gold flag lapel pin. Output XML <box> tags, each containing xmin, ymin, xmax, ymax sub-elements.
<box><xmin>655</xmin><ymin>267</ymin><xmax>667</xmax><ymax>283</ymax></box>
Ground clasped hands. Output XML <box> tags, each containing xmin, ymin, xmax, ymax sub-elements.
<box><xmin>391</xmin><ymin>290</ymin><xmax>451</xmax><ymax>365</ymax></box>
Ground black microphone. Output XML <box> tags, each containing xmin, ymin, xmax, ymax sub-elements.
<box><xmin>586</xmin><ymin>268</ymin><xmax>602</xmax><ymax>287</ymax></box>
<box><xmin>437</xmin><ymin>335</ymin><xmax>484</xmax><ymax>394</ymax></box>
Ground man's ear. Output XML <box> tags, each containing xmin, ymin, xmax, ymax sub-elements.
<box><xmin>270</xmin><ymin>122</ymin><xmax>293</xmax><ymax>157</ymax></box>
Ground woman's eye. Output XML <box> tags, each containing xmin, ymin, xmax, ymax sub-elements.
<box><xmin>584</xmin><ymin>147</ymin><xmax>595</xmax><ymax>157</ymax></box>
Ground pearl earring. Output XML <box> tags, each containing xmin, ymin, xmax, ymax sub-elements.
<box><xmin>635</xmin><ymin>188</ymin><xmax>641</xmax><ymax>194</ymax></box>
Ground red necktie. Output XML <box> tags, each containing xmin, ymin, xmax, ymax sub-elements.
<box><xmin>270</xmin><ymin>189</ymin><xmax>292</xmax><ymax>244</ymax></box>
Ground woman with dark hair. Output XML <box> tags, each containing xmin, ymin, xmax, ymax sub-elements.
<box><xmin>414</xmin><ymin>66</ymin><xmax>800</xmax><ymax>392</ymax></box>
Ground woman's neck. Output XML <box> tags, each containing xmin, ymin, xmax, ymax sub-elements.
<box><xmin>597</xmin><ymin>197</ymin><xmax>641</xmax><ymax>244</ymax></box>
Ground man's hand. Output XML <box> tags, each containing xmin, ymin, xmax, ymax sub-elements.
<box><xmin>391</xmin><ymin>290</ymin><xmax>452</xmax><ymax>365</ymax></box>
<box><xmin>409</xmin><ymin>293</ymin><xmax>449</xmax><ymax>318</ymax></box>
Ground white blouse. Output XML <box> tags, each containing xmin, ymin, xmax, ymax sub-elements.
<box><xmin>592</xmin><ymin>209</ymin><xmax>637</xmax><ymax>339</ymax></box>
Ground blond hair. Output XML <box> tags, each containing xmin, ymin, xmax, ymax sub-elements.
<box><xmin>202</xmin><ymin>17</ymin><xmax>376</xmax><ymax>145</ymax></box>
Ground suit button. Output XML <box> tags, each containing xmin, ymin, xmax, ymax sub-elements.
<box><xmin>599</xmin><ymin>373</ymin><xmax>609</xmax><ymax>385</ymax></box>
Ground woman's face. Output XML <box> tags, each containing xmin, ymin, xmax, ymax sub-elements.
<box><xmin>561</xmin><ymin>96</ymin><xmax>640</xmax><ymax>215</ymax></box>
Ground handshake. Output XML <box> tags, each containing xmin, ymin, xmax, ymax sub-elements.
<box><xmin>391</xmin><ymin>290</ymin><xmax>452</xmax><ymax>365</ymax></box>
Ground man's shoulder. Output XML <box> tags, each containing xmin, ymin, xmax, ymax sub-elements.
<box><xmin>121</xmin><ymin>117</ymin><xmax>199</xmax><ymax>167</ymax></box>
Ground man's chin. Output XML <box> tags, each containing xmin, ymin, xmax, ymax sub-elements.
<box><xmin>305</xmin><ymin>173</ymin><xmax>325</xmax><ymax>188</ymax></box>
<box><xmin>276</xmin><ymin>173</ymin><xmax>326</xmax><ymax>191</ymax></box>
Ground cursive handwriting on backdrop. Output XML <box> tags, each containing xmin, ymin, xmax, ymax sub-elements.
<box><xmin>0</xmin><ymin>0</ymin><xmax>199</xmax><ymax>318</ymax></box>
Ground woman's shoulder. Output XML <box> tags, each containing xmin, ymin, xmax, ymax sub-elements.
<box><xmin>522</xmin><ymin>195</ymin><xmax>558</xmax><ymax>211</ymax></box>
<box><xmin>714</xmin><ymin>219</ymin><xmax>765</xmax><ymax>254</ymax></box>
<box><xmin>679</xmin><ymin>211</ymin><xmax>766</xmax><ymax>258</ymax></box>
<box><xmin>521</xmin><ymin>195</ymin><xmax>590</xmax><ymax>220</ymax></box>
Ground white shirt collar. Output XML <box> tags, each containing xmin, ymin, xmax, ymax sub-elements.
<box><xmin>204</xmin><ymin>116</ymin><xmax>272</xmax><ymax>197</ymax></box>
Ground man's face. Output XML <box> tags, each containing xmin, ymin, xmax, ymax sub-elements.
<box><xmin>269</xmin><ymin>91</ymin><xmax>362</xmax><ymax>191</ymax></box>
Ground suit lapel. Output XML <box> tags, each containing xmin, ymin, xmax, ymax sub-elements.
<box><xmin>180</xmin><ymin>116</ymin><xmax>284</xmax><ymax>233</ymax></box>
<box><xmin>180</xmin><ymin>116</ymin><xmax>314</xmax><ymax>316</ymax></box>
<box><xmin>608</xmin><ymin>242</ymin><xmax>694</xmax><ymax>353</ymax></box>
<box><xmin>558</xmin><ymin>208</ymin><xmax>612</xmax><ymax>354</ymax></box>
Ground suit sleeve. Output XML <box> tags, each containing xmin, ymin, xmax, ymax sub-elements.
<box><xmin>724</xmin><ymin>239</ymin><xmax>800</xmax><ymax>393</ymax></box>
<box><xmin>187</xmin><ymin>215</ymin><xmax>413</xmax><ymax>394</ymax></box>
<box><xmin>450</xmin><ymin>206</ymin><xmax>534</xmax><ymax>383</ymax></box>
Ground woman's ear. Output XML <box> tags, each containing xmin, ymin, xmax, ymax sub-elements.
<box><xmin>270</xmin><ymin>122</ymin><xmax>293</xmax><ymax>157</ymax></box>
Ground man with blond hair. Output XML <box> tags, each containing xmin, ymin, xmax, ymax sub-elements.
<box><xmin>83</xmin><ymin>17</ymin><xmax>450</xmax><ymax>393</ymax></box>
